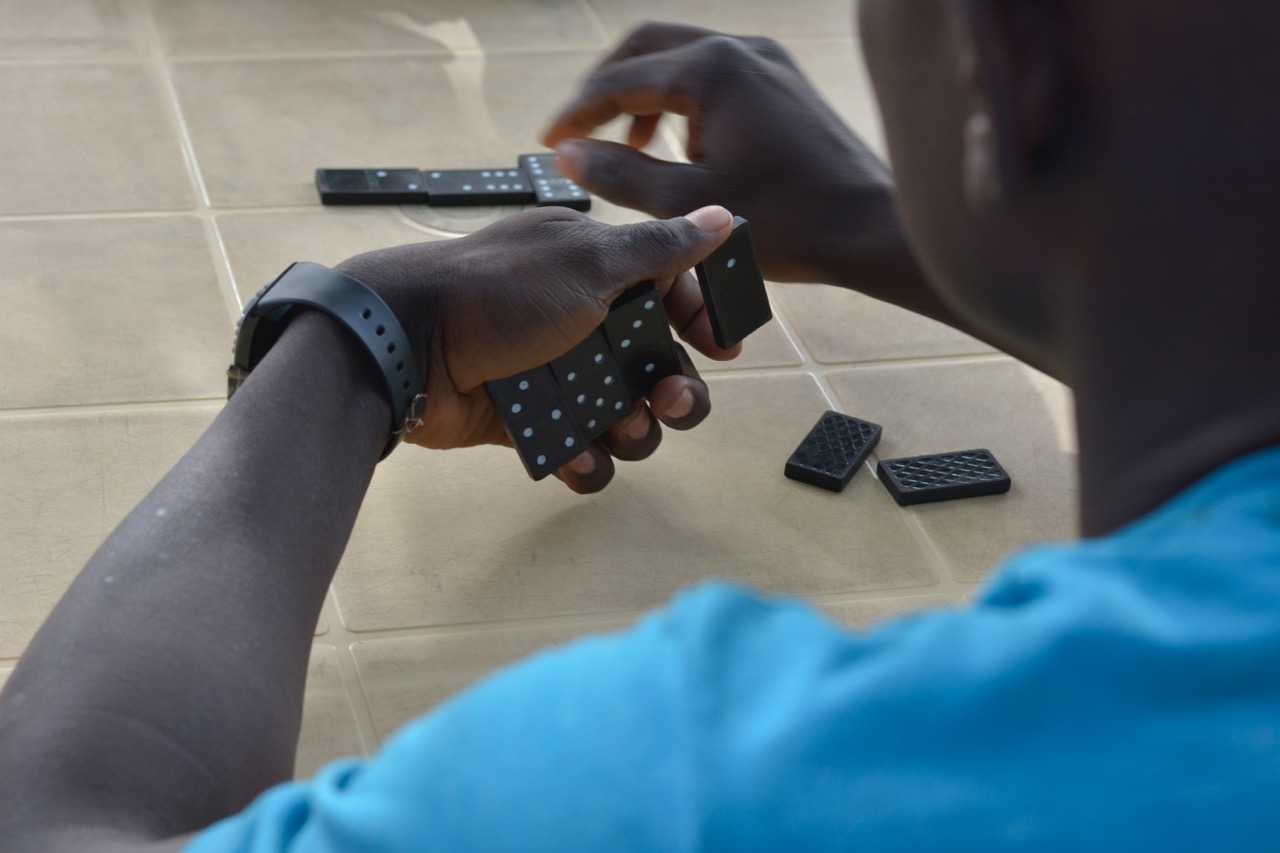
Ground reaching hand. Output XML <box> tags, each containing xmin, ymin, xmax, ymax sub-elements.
<box><xmin>335</xmin><ymin>205</ymin><xmax>737</xmax><ymax>492</ymax></box>
<box><xmin>542</xmin><ymin>22</ymin><xmax>902</xmax><ymax>286</ymax></box>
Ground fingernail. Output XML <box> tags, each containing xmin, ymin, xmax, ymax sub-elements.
<box><xmin>684</xmin><ymin>206</ymin><xmax>732</xmax><ymax>234</ymax></box>
<box><xmin>625</xmin><ymin>411</ymin><xmax>651</xmax><ymax>441</ymax></box>
<box><xmin>555</xmin><ymin>139</ymin><xmax>588</xmax><ymax>182</ymax></box>
<box><xmin>664</xmin><ymin>388</ymin><xmax>695</xmax><ymax>420</ymax></box>
<box><xmin>568</xmin><ymin>452</ymin><xmax>596</xmax><ymax>476</ymax></box>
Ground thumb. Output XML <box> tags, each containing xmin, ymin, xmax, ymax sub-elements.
<box><xmin>556</xmin><ymin>138</ymin><xmax>712</xmax><ymax>218</ymax></box>
<box><xmin>594</xmin><ymin>205</ymin><xmax>734</xmax><ymax>302</ymax></box>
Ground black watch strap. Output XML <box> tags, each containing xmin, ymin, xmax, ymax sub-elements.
<box><xmin>228</xmin><ymin>262</ymin><xmax>425</xmax><ymax>459</ymax></box>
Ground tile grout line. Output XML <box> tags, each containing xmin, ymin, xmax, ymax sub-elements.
<box><xmin>0</xmin><ymin>355</ymin><xmax>1013</xmax><ymax>421</ymax></box>
<box><xmin>0</xmin><ymin>209</ymin><xmax>208</xmax><ymax>224</ymax></box>
<box><xmin>0</xmin><ymin>398</ymin><xmax>224</xmax><ymax>420</ymax></box>
<box><xmin>159</xmin><ymin>45</ymin><xmax>613</xmax><ymax>65</ymax></box>
<box><xmin>133</xmin><ymin>0</ymin><xmax>244</xmax><ymax>323</ymax></box>
<box><xmin>311</xmin><ymin>582</ymin><xmax>976</xmax><ymax>652</ymax></box>
<box><xmin>317</xmin><ymin>592</ymin><xmax>382</xmax><ymax>756</ymax></box>
<box><xmin>135</xmin><ymin>0</ymin><xmax>386</xmax><ymax>763</ymax></box>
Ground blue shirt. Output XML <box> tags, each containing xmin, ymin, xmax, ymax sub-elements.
<box><xmin>188</xmin><ymin>447</ymin><xmax>1280</xmax><ymax>850</ymax></box>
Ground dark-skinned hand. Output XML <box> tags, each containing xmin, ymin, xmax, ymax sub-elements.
<box><xmin>334</xmin><ymin>205</ymin><xmax>738</xmax><ymax>494</ymax></box>
<box><xmin>542</xmin><ymin>22</ymin><xmax>907</xmax><ymax>287</ymax></box>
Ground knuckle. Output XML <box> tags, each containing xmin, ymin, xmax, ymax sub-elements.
<box><xmin>615</xmin><ymin>220</ymin><xmax>687</xmax><ymax>273</ymax></box>
<box><xmin>586</xmin><ymin>145</ymin><xmax>641</xmax><ymax>197</ymax></box>
<box><xmin>741</xmin><ymin>35</ymin><xmax>792</xmax><ymax>64</ymax></box>
<box><xmin>630</xmin><ymin>20</ymin><xmax>669</xmax><ymax>42</ymax></box>
<box><xmin>650</xmin><ymin>168</ymin><xmax>716</xmax><ymax>219</ymax></box>
<box><xmin>580</xmin><ymin>62</ymin><xmax>623</xmax><ymax>100</ymax></box>
<box><xmin>527</xmin><ymin>206</ymin><xmax>587</xmax><ymax>226</ymax></box>
<box><xmin>698</xmin><ymin>34</ymin><xmax>793</xmax><ymax>76</ymax></box>
<box><xmin>700</xmin><ymin>34</ymin><xmax>752</xmax><ymax>64</ymax></box>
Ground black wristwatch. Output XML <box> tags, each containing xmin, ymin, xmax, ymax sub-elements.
<box><xmin>228</xmin><ymin>262</ymin><xmax>425</xmax><ymax>459</ymax></box>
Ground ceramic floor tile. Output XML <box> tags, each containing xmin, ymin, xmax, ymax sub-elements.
<box><xmin>826</xmin><ymin>359</ymin><xmax>1078</xmax><ymax>582</ymax></box>
<box><xmin>0</xmin><ymin>0</ymin><xmax>147</xmax><ymax>59</ymax></box>
<box><xmin>588</xmin><ymin>0</ymin><xmax>855</xmax><ymax>39</ymax></box>
<box><xmin>217</xmin><ymin>209</ymin><xmax>451</xmax><ymax>302</ymax></box>
<box><xmin>0</xmin><ymin>406</ymin><xmax>219</xmax><ymax>659</ymax></box>
<box><xmin>332</xmin><ymin>372</ymin><xmax>937</xmax><ymax>632</ymax></box>
<box><xmin>817</xmin><ymin>594</ymin><xmax>956</xmax><ymax>629</ymax></box>
<box><xmin>687</xmin><ymin>313</ymin><xmax>803</xmax><ymax>373</ymax></box>
<box><xmin>295</xmin><ymin>644</ymin><xmax>365</xmax><ymax>779</ymax></box>
<box><xmin>173</xmin><ymin>51</ymin><xmax>605</xmax><ymax>208</ymax></box>
<box><xmin>775</xmin><ymin>283</ymin><xmax>994</xmax><ymax>364</ymax></box>
<box><xmin>0</xmin><ymin>217</ymin><xmax>229</xmax><ymax>409</ymax></box>
<box><xmin>149</xmin><ymin>0</ymin><xmax>605</xmax><ymax>57</ymax></box>
<box><xmin>354</xmin><ymin>621</ymin><xmax>620</xmax><ymax>741</ymax></box>
<box><xmin>0</xmin><ymin>65</ymin><xmax>192</xmax><ymax>215</ymax></box>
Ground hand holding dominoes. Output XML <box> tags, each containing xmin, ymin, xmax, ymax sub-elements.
<box><xmin>330</xmin><ymin>205</ymin><xmax>747</xmax><ymax>491</ymax></box>
<box><xmin>485</xmin><ymin>216</ymin><xmax>772</xmax><ymax>483</ymax></box>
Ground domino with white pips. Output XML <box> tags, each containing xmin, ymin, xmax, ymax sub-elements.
<box><xmin>423</xmin><ymin>168</ymin><xmax>535</xmax><ymax>206</ymax></box>
<box><xmin>486</xmin><ymin>282</ymin><xmax>679</xmax><ymax>480</ymax></box>
<box><xmin>518</xmin><ymin>153</ymin><xmax>592</xmax><ymax>212</ymax></box>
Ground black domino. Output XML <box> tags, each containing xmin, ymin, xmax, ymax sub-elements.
<box><xmin>486</xmin><ymin>366</ymin><xmax>589</xmax><ymax>480</ymax></box>
<box><xmin>315</xmin><ymin>168</ymin><xmax>429</xmax><ymax>205</ymax></box>
<box><xmin>518</xmin><ymin>153</ymin><xmax>592</xmax><ymax>211</ymax></box>
<box><xmin>876</xmin><ymin>449</ymin><xmax>1012</xmax><ymax>506</ymax></box>
<box><xmin>694</xmin><ymin>216</ymin><xmax>772</xmax><ymax>349</ymax></box>
<box><xmin>423</xmin><ymin>168</ymin><xmax>535</xmax><ymax>206</ymax></box>
<box><xmin>486</xmin><ymin>281</ymin><xmax>681</xmax><ymax>480</ymax></box>
<box><xmin>550</xmin><ymin>329</ymin><xmax>632</xmax><ymax>442</ymax></box>
<box><xmin>601</xmin><ymin>284</ymin><xmax>681</xmax><ymax>400</ymax></box>
<box><xmin>785</xmin><ymin>411</ymin><xmax>882</xmax><ymax>492</ymax></box>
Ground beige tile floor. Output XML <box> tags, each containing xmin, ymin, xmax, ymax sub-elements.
<box><xmin>0</xmin><ymin>0</ymin><xmax>1078</xmax><ymax>778</ymax></box>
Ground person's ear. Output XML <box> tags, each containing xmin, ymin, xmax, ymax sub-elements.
<box><xmin>952</xmin><ymin>0</ymin><xmax>1073</xmax><ymax>211</ymax></box>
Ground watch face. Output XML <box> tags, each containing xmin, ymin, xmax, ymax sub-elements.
<box><xmin>229</xmin><ymin>265</ymin><xmax>294</xmax><ymax>387</ymax></box>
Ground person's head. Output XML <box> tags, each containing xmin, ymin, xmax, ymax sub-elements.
<box><xmin>857</xmin><ymin>0</ymin><xmax>1280</xmax><ymax>373</ymax></box>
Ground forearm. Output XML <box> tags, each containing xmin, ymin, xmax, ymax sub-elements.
<box><xmin>0</xmin><ymin>310</ymin><xmax>388</xmax><ymax>844</ymax></box>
